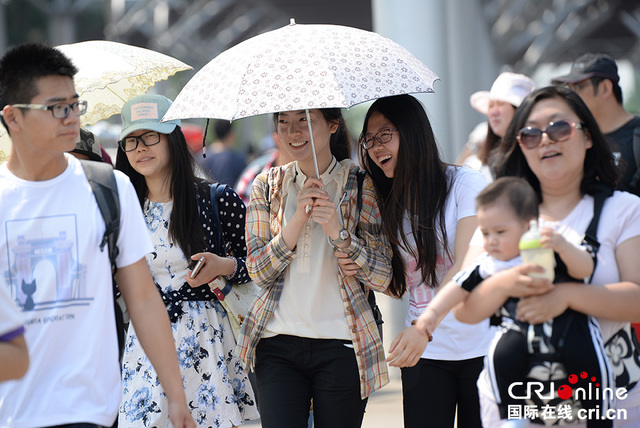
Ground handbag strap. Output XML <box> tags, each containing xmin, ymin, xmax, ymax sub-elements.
<box><xmin>209</xmin><ymin>182</ymin><xmax>228</xmax><ymax>257</ymax></box>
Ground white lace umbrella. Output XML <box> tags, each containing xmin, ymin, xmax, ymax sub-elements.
<box><xmin>163</xmin><ymin>19</ymin><xmax>439</xmax><ymax>177</ymax></box>
<box><xmin>0</xmin><ymin>41</ymin><xmax>191</xmax><ymax>163</ymax></box>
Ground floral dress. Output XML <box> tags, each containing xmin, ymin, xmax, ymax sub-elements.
<box><xmin>119</xmin><ymin>186</ymin><xmax>259</xmax><ymax>428</ymax></box>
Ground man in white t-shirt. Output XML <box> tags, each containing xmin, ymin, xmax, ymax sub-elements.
<box><xmin>0</xmin><ymin>284</ymin><xmax>28</xmax><ymax>382</ymax></box>
<box><xmin>0</xmin><ymin>43</ymin><xmax>195</xmax><ymax>428</ymax></box>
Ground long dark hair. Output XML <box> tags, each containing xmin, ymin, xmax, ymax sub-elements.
<box><xmin>479</xmin><ymin>124</ymin><xmax>502</xmax><ymax>165</ymax></box>
<box><xmin>358</xmin><ymin>95</ymin><xmax>451</xmax><ymax>297</ymax></box>
<box><xmin>272</xmin><ymin>108</ymin><xmax>351</xmax><ymax>161</ymax></box>
<box><xmin>492</xmin><ymin>86</ymin><xmax>620</xmax><ymax>199</ymax></box>
<box><xmin>115</xmin><ymin>126</ymin><xmax>209</xmax><ymax>261</ymax></box>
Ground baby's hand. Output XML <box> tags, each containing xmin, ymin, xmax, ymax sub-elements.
<box><xmin>540</xmin><ymin>227</ymin><xmax>571</xmax><ymax>253</ymax></box>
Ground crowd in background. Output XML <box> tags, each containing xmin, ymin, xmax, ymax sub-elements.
<box><xmin>1</xmin><ymin>41</ymin><xmax>640</xmax><ymax>428</ymax></box>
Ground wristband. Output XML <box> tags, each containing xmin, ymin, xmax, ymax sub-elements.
<box><xmin>224</xmin><ymin>256</ymin><xmax>238</xmax><ymax>280</ymax></box>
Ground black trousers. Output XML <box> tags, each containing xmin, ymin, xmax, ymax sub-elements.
<box><xmin>255</xmin><ymin>334</ymin><xmax>367</xmax><ymax>428</ymax></box>
<box><xmin>401</xmin><ymin>357</ymin><xmax>484</xmax><ymax>428</ymax></box>
<box><xmin>49</xmin><ymin>424</ymin><xmax>104</xmax><ymax>428</ymax></box>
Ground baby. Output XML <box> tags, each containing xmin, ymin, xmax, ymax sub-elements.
<box><xmin>416</xmin><ymin>176</ymin><xmax>611</xmax><ymax>426</ymax></box>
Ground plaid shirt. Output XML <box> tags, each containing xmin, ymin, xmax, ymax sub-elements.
<box><xmin>236</xmin><ymin>159</ymin><xmax>392</xmax><ymax>399</ymax></box>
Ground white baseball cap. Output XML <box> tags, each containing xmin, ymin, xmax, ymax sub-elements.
<box><xmin>470</xmin><ymin>72</ymin><xmax>536</xmax><ymax>115</ymax></box>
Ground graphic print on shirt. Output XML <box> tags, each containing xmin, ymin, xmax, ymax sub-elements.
<box><xmin>4</xmin><ymin>214</ymin><xmax>91</xmax><ymax>312</ymax></box>
<box><xmin>406</xmin><ymin>237</ymin><xmax>453</xmax><ymax>320</ymax></box>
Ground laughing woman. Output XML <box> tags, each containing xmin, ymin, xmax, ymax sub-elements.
<box><xmin>236</xmin><ymin>108</ymin><xmax>392</xmax><ymax>428</ymax></box>
<box><xmin>359</xmin><ymin>95</ymin><xmax>491</xmax><ymax>428</ymax></box>
<box><xmin>115</xmin><ymin>94</ymin><xmax>258</xmax><ymax>428</ymax></box>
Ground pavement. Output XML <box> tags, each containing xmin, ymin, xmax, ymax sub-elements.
<box><xmin>243</xmin><ymin>370</ymin><xmax>404</xmax><ymax>427</ymax></box>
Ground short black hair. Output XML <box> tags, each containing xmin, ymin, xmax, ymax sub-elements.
<box><xmin>0</xmin><ymin>42</ymin><xmax>77</xmax><ymax>108</ymax></box>
<box><xmin>214</xmin><ymin>120</ymin><xmax>233</xmax><ymax>140</ymax></box>
<box><xmin>476</xmin><ymin>176</ymin><xmax>538</xmax><ymax>222</ymax></box>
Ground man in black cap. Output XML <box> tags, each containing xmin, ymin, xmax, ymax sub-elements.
<box><xmin>552</xmin><ymin>53</ymin><xmax>640</xmax><ymax>195</ymax></box>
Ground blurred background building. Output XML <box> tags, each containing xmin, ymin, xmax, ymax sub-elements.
<box><xmin>2</xmin><ymin>0</ymin><xmax>639</xmax><ymax>161</ymax></box>
<box><xmin>2</xmin><ymin>0</ymin><xmax>640</xmax><ymax>361</ymax></box>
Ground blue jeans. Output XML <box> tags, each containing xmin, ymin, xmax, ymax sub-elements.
<box><xmin>255</xmin><ymin>334</ymin><xmax>367</xmax><ymax>428</ymax></box>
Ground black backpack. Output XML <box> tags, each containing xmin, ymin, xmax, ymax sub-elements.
<box><xmin>80</xmin><ymin>160</ymin><xmax>126</xmax><ymax>361</ymax></box>
<box><xmin>631</xmin><ymin>127</ymin><xmax>640</xmax><ymax>194</ymax></box>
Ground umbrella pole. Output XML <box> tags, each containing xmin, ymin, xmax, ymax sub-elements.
<box><xmin>304</xmin><ymin>109</ymin><xmax>321</xmax><ymax>214</ymax></box>
<box><xmin>305</xmin><ymin>109</ymin><xmax>321</xmax><ymax>178</ymax></box>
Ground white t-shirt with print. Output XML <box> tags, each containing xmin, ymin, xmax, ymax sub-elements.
<box><xmin>401</xmin><ymin>165</ymin><xmax>491</xmax><ymax>360</ymax></box>
<box><xmin>0</xmin><ymin>282</ymin><xmax>24</xmax><ymax>341</ymax></box>
<box><xmin>0</xmin><ymin>154</ymin><xmax>153</xmax><ymax>428</ymax></box>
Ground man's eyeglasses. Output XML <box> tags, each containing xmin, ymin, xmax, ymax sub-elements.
<box><xmin>517</xmin><ymin>120</ymin><xmax>584</xmax><ymax>150</ymax></box>
<box><xmin>360</xmin><ymin>128</ymin><xmax>397</xmax><ymax>150</ymax></box>
<box><xmin>11</xmin><ymin>101</ymin><xmax>87</xmax><ymax>119</ymax></box>
<box><xmin>568</xmin><ymin>80</ymin><xmax>591</xmax><ymax>93</ymax></box>
<box><xmin>120</xmin><ymin>131</ymin><xmax>161</xmax><ymax>152</ymax></box>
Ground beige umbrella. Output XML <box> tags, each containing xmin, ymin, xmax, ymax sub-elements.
<box><xmin>57</xmin><ymin>40</ymin><xmax>192</xmax><ymax>126</ymax></box>
<box><xmin>0</xmin><ymin>40</ymin><xmax>191</xmax><ymax>162</ymax></box>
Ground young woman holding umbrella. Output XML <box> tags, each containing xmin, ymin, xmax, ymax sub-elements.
<box><xmin>115</xmin><ymin>94</ymin><xmax>258</xmax><ymax>428</ymax></box>
<box><xmin>236</xmin><ymin>108</ymin><xmax>392</xmax><ymax>428</ymax></box>
<box><xmin>359</xmin><ymin>94</ymin><xmax>490</xmax><ymax>428</ymax></box>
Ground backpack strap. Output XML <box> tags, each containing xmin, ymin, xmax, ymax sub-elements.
<box><xmin>582</xmin><ymin>187</ymin><xmax>613</xmax><ymax>282</ymax></box>
<box><xmin>80</xmin><ymin>160</ymin><xmax>120</xmax><ymax>275</ymax></box>
<box><xmin>79</xmin><ymin>160</ymin><xmax>125</xmax><ymax>363</ymax></box>
<box><xmin>631</xmin><ymin>127</ymin><xmax>640</xmax><ymax>189</ymax></box>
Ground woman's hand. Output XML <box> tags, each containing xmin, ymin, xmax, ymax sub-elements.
<box><xmin>335</xmin><ymin>250</ymin><xmax>359</xmax><ymax>275</ymax></box>
<box><xmin>454</xmin><ymin>263</ymin><xmax>553</xmax><ymax>324</ymax></box>
<box><xmin>516</xmin><ymin>283</ymin><xmax>571</xmax><ymax>324</ymax></box>
<box><xmin>184</xmin><ymin>252</ymin><xmax>233</xmax><ymax>287</ymax></box>
<box><xmin>387</xmin><ymin>325</ymin><xmax>430</xmax><ymax>368</ymax></box>
<box><xmin>305</xmin><ymin>178</ymin><xmax>342</xmax><ymax>237</ymax></box>
<box><xmin>503</xmin><ymin>263</ymin><xmax>554</xmax><ymax>298</ymax></box>
<box><xmin>295</xmin><ymin>177</ymin><xmax>329</xmax><ymax>221</ymax></box>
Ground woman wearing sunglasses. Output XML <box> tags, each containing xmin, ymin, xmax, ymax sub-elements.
<box><xmin>359</xmin><ymin>94</ymin><xmax>490</xmax><ymax>428</ymax></box>
<box><xmin>458</xmin><ymin>86</ymin><xmax>640</xmax><ymax>427</ymax></box>
<box><xmin>114</xmin><ymin>94</ymin><xmax>258</xmax><ymax>428</ymax></box>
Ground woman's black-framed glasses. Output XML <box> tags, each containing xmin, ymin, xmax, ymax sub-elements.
<box><xmin>517</xmin><ymin>120</ymin><xmax>584</xmax><ymax>150</ymax></box>
<box><xmin>360</xmin><ymin>128</ymin><xmax>398</xmax><ymax>150</ymax></box>
<box><xmin>120</xmin><ymin>131</ymin><xmax>161</xmax><ymax>152</ymax></box>
<box><xmin>11</xmin><ymin>101</ymin><xmax>87</xmax><ymax>119</ymax></box>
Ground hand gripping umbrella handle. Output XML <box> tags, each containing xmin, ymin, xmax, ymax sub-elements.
<box><xmin>305</xmin><ymin>109</ymin><xmax>320</xmax><ymax>214</ymax></box>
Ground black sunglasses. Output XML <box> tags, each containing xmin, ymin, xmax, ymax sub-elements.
<box><xmin>517</xmin><ymin>120</ymin><xmax>584</xmax><ymax>150</ymax></box>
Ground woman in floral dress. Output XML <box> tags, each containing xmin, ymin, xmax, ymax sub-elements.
<box><xmin>115</xmin><ymin>94</ymin><xmax>258</xmax><ymax>427</ymax></box>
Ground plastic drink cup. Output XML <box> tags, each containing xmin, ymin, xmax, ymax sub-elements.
<box><xmin>519</xmin><ymin>220</ymin><xmax>555</xmax><ymax>281</ymax></box>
